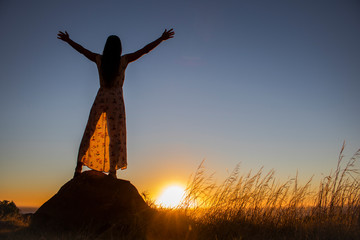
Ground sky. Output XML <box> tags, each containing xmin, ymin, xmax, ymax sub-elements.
<box><xmin>0</xmin><ymin>0</ymin><xmax>360</xmax><ymax>208</ymax></box>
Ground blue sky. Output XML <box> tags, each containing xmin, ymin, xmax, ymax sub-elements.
<box><xmin>0</xmin><ymin>0</ymin><xmax>359</xmax><ymax>207</ymax></box>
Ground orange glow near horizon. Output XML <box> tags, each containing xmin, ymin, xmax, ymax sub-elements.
<box><xmin>3</xmin><ymin>193</ymin><xmax>50</xmax><ymax>210</ymax></box>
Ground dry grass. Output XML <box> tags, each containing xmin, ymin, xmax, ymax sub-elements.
<box><xmin>176</xmin><ymin>142</ymin><xmax>360</xmax><ymax>239</ymax></box>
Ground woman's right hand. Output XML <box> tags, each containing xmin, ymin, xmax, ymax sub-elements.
<box><xmin>57</xmin><ymin>31</ymin><xmax>70</xmax><ymax>42</ymax></box>
<box><xmin>160</xmin><ymin>28</ymin><xmax>175</xmax><ymax>41</ymax></box>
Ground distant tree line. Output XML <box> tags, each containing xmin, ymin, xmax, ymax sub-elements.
<box><xmin>0</xmin><ymin>200</ymin><xmax>20</xmax><ymax>218</ymax></box>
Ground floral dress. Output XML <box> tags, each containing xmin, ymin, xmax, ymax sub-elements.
<box><xmin>77</xmin><ymin>54</ymin><xmax>129</xmax><ymax>172</ymax></box>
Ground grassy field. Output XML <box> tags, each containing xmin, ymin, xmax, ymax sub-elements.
<box><xmin>1</xmin><ymin>144</ymin><xmax>359</xmax><ymax>239</ymax></box>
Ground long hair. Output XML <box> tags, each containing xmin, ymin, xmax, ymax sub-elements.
<box><xmin>101</xmin><ymin>35</ymin><xmax>122</xmax><ymax>88</ymax></box>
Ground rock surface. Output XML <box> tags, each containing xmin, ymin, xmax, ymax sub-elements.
<box><xmin>32</xmin><ymin>170</ymin><xmax>151</xmax><ymax>233</ymax></box>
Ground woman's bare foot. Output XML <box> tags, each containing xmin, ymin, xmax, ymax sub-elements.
<box><xmin>73</xmin><ymin>161</ymin><xmax>83</xmax><ymax>178</ymax></box>
<box><xmin>73</xmin><ymin>170</ymin><xmax>81</xmax><ymax>178</ymax></box>
<box><xmin>109</xmin><ymin>170</ymin><xmax>117</xmax><ymax>179</ymax></box>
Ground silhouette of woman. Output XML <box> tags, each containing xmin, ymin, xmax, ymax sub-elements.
<box><xmin>57</xmin><ymin>29</ymin><xmax>175</xmax><ymax>178</ymax></box>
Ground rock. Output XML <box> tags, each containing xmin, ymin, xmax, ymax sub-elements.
<box><xmin>32</xmin><ymin>170</ymin><xmax>151</xmax><ymax>234</ymax></box>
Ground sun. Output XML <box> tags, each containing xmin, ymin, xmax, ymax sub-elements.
<box><xmin>156</xmin><ymin>185</ymin><xmax>186</xmax><ymax>208</ymax></box>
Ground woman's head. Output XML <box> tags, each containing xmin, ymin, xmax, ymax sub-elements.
<box><xmin>101</xmin><ymin>35</ymin><xmax>122</xmax><ymax>88</ymax></box>
<box><xmin>103</xmin><ymin>35</ymin><xmax>122</xmax><ymax>56</ymax></box>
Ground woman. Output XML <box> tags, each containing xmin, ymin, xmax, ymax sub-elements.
<box><xmin>57</xmin><ymin>28</ymin><xmax>175</xmax><ymax>178</ymax></box>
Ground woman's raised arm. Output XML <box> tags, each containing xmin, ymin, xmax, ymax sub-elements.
<box><xmin>125</xmin><ymin>28</ymin><xmax>174</xmax><ymax>63</ymax></box>
<box><xmin>57</xmin><ymin>31</ymin><xmax>98</xmax><ymax>63</ymax></box>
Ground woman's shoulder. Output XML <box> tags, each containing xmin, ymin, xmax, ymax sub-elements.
<box><xmin>121</xmin><ymin>54</ymin><xmax>128</xmax><ymax>61</ymax></box>
<box><xmin>121</xmin><ymin>55</ymin><xmax>129</xmax><ymax>66</ymax></box>
<box><xmin>95</xmin><ymin>54</ymin><xmax>102</xmax><ymax>65</ymax></box>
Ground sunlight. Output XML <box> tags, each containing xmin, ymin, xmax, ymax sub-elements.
<box><xmin>156</xmin><ymin>185</ymin><xmax>186</xmax><ymax>208</ymax></box>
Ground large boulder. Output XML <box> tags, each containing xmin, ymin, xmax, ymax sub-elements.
<box><xmin>32</xmin><ymin>170</ymin><xmax>151</xmax><ymax>234</ymax></box>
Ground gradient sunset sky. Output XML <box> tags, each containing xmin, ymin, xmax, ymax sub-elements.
<box><xmin>1</xmin><ymin>0</ymin><xmax>359</xmax><ymax>208</ymax></box>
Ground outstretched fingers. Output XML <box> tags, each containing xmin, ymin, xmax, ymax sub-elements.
<box><xmin>167</xmin><ymin>28</ymin><xmax>175</xmax><ymax>38</ymax></box>
<box><xmin>57</xmin><ymin>31</ymin><xmax>70</xmax><ymax>41</ymax></box>
<box><xmin>162</xmin><ymin>28</ymin><xmax>175</xmax><ymax>40</ymax></box>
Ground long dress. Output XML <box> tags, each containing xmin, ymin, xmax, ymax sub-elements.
<box><xmin>77</xmin><ymin>54</ymin><xmax>129</xmax><ymax>172</ymax></box>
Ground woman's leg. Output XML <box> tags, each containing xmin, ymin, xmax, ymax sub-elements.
<box><xmin>107</xmin><ymin>112</ymin><xmax>118</xmax><ymax>178</ymax></box>
<box><xmin>107</xmin><ymin>104</ymin><xmax>127</xmax><ymax>179</ymax></box>
<box><xmin>75</xmin><ymin>101</ymin><xmax>103</xmax><ymax>177</ymax></box>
